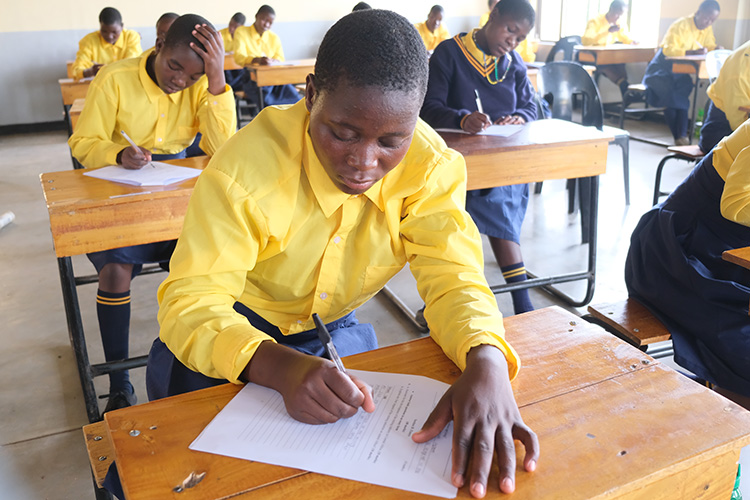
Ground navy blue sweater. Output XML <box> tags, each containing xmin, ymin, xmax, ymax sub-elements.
<box><xmin>421</xmin><ymin>34</ymin><xmax>537</xmax><ymax>129</ymax></box>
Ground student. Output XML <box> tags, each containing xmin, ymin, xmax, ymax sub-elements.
<box><xmin>420</xmin><ymin>0</ymin><xmax>537</xmax><ymax>316</ymax></box>
<box><xmin>68</xmin><ymin>14</ymin><xmax>237</xmax><ymax>412</ymax></box>
<box><xmin>71</xmin><ymin>7</ymin><xmax>142</xmax><ymax>81</ymax></box>
<box><xmin>643</xmin><ymin>0</ymin><xmax>721</xmax><ymax>146</ymax></box>
<box><xmin>220</xmin><ymin>12</ymin><xmax>246</xmax><ymax>53</ymax></box>
<box><xmin>582</xmin><ymin>0</ymin><xmax>635</xmax><ymax>95</ymax></box>
<box><xmin>143</xmin><ymin>12</ymin><xmax>178</xmax><ymax>55</ymax></box>
<box><xmin>151</xmin><ymin>9</ymin><xmax>538</xmax><ymax>498</ymax></box>
<box><xmin>625</xmin><ymin>120</ymin><xmax>750</xmax><ymax>411</ymax></box>
<box><xmin>233</xmin><ymin>5</ymin><xmax>302</xmax><ymax>106</ymax></box>
<box><xmin>352</xmin><ymin>2</ymin><xmax>371</xmax><ymax>10</ymax></box>
<box><xmin>415</xmin><ymin>5</ymin><xmax>450</xmax><ymax>53</ymax></box>
<box><xmin>699</xmin><ymin>40</ymin><xmax>750</xmax><ymax>153</ymax></box>
<box><xmin>480</xmin><ymin>0</ymin><xmax>535</xmax><ymax>63</ymax></box>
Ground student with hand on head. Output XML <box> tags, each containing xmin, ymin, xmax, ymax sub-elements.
<box><xmin>421</xmin><ymin>0</ymin><xmax>537</xmax><ymax>317</ymax></box>
<box><xmin>71</xmin><ymin>7</ymin><xmax>142</xmax><ymax>81</ymax></box>
<box><xmin>233</xmin><ymin>4</ymin><xmax>302</xmax><ymax>106</ymax></box>
<box><xmin>699</xmin><ymin>40</ymin><xmax>750</xmax><ymax>153</ymax></box>
<box><xmin>480</xmin><ymin>0</ymin><xmax>535</xmax><ymax>63</ymax></box>
<box><xmin>582</xmin><ymin>0</ymin><xmax>635</xmax><ymax>95</ymax></box>
<box><xmin>151</xmin><ymin>9</ymin><xmax>538</xmax><ymax>498</ymax></box>
<box><xmin>415</xmin><ymin>5</ymin><xmax>451</xmax><ymax>53</ymax></box>
<box><xmin>220</xmin><ymin>12</ymin><xmax>246</xmax><ymax>53</ymax></box>
<box><xmin>68</xmin><ymin>14</ymin><xmax>236</xmax><ymax>413</ymax></box>
<box><xmin>643</xmin><ymin>0</ymin><xmax>722</xmax><ymax>146</ymax></box>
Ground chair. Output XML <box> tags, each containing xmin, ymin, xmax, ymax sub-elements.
<box><xmin>705</xmin><ymin>49</ymin><xmax>732</xmax><ymax>83</ymax></box>
<box><xmin>652</xmin><ymin>145</ymin><xmax>704</xmax><ymax>205</ymax></box>
<box><xmin>545</xmin><ymin>36</ymin><xmax>581</xmax><ymax>63</ymax></box>
<box><xmin>538</xmin><ymin>61</ymin><xmax>631</xmax><ymax>241</ymax></box>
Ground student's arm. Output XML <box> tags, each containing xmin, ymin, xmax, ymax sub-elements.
<box><xmin>232</xmin><ymin>27</ymin><xmax>254</xmax><ymax>66</ymax></box>
<box><xmin>71</xmin><ymin>33</ymin><xmax>96</xmax><ymax>81</ymax></box>
<box><xmin>270</xmin><ymin>32</ymin><xmax>285</xmax><ymax>62</ymax></box>
<box><xmin>581</xmin><ymin>17</ymin><xmax>609</xmax><ymax>46</ymax></box>
<box><xmin>123</xmin><ymin>30</ymin><xmax>143</xmax><ymax>59</ymax></box>
<box><xmin>617</xmin><ymin>25</ymin><xmax>634</xmax><ymax>45</ymax></box>
<box><xmin>719</xmin><ymin>129</ymin><xmax>750</xmax><ymax>224</ymax></box>
<box><xmin>703</xmin><ymin>27</ymin><xmax>717</xmax><ymax>52</ymax></box>
<box><xmin>500</xmin><ymin>58</ymin><xmax>536</xmax><ymax>124</ymax></box>
<box><xmin>420</xmin><ymin>45</ymin><xmax>478</xmax><ymax>129</ymax></box>
<box><xmin>662</xmin><ymin>20</ymin><xmax>691</xmax><ymax>57</ymax></box>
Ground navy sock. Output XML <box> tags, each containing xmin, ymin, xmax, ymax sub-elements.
<box><xmin>96</xmin><ymin>290</ymin><xmax>132</xmax><ymax>393</ymax></box>
<box><xmin>501</xmin><ymin>262</ymin><xmax>534</xmax><ymax>315</ymax></box>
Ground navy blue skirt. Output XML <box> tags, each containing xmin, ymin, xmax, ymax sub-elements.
<box><xmin>625</xmin><ymin>152</ymin><xmax>750</xmax><ymax>396</ymax></box>
<box><xmin>642</xmin><ymin>49</ymin><xmax>694</xmax><ymax>110</ymax></box>
<box><xmin>465</xmin><ymin>184</ymin><xmax>529</xmax><ymax>243</ymax></box>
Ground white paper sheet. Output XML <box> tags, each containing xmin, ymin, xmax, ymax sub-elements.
<box><xmin>82</xmin><ymin>162</ymin><xmax>201</xmax><ymax>186</ymax></box>
<box><xmin>190</xmin><ymin>369</ymin><xmax>457</xmax><ymax>498</ymax></box>
<box><xmin>435</xmin><ymin>124</ymin><xmax>524</xmax><ymax>137</ymax></box>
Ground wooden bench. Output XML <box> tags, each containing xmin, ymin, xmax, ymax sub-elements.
<box><xmin>83</xmin><ymin>421</ymin><xmax>114</xmax><ymax>490</ymax></box>
<box><xmin>586</xmin><ymin>299</ymin><xmax>672</xmax><ymax>352</ymax></box>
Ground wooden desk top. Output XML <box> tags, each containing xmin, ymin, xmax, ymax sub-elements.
<box><xmin>69</xmin><ymin>98</ymin><xmax>85</xmax><ymax>131</ymax></box>
<box><xmin>576</xmin><ymin>45</ymin><xmax>656</xmax><ymax>65</ymax></box>
<box><xmin>66</xmin><ymin>60</ymin><xmax>74</xmax><ymax>79</ymax></box>
<box><xmin>59</xmin><ymin>78</ymin><xmax>92</xmax><ymax>106</ymax></box>
<box><xmin>224</xmin><ymin>53</ymin><xmax>242</xmax><ymax>71</ymax></box>
<box><xmin>442</xmin><ymin>119</ymin><xmax>612</xmax><ymax>189</ymax></box>
<box><xmin>667</xmin><ymin>55</ymin><xmax>709</xmax><ymax>79</ymax></box>
<box><xmin>722</xmin><ymin>246</ymin><xmax>750</xmax><ymax>270</ymax></box>
<box><xmin>104</xmin><ymin>306</ymin><xmax>750</xmax><ymax>499</ymax></box>
<box><xmin>248</xmin><ymin>58</ymin><xmax>315</xmax><ymax>87</ymax></box>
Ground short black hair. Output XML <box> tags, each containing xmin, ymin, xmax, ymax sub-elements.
<box><xmin>609</xmin><ymin>0</ymin><xmax>627</xmax><ymax>12</ymax></box>
<box><xmin>99</xmin><ymin>7</ymin><xmax>122</xmax><ymax>26</ymax></box>
<box><xmin>314</xmin><ymin>9</ymin><xmax>428</xmax><ymax>98</ymax></box>
<box><xmin>231</xmin><ymin>12</ymin><xmax>246</xmax><ymax>24</ymax></box>
<box><xmin>352</xmin><ymin>2</ymin><xmax>372</xmax><ymax>11</ymax></box>
<box><xmin>257</xmin><ymin>5</ymin><xmax>275</xmax><ymax>17</ymax></box>
<box><xmin>493</xmin><ymin>0</ymin><xmax>535</xmax><ymax>26</ymax></box>
<box><xmin>157</xmin><ymin>12</ymin><xmax>179</xmax><ymax>27</ymax></box>
<box><xmin>698</xmin><ymin>0</ymin><xmax>720</xmax><ymax>13</ymax></box>
<box><xmin>430</xmin><ymin>5</ymin><xmax>444</xmax><ymax>15</ymax></box>
<box><xmin>163</xmin><ymin>14</ymin><xmax>213</xmax><ymax>53</ymax></box>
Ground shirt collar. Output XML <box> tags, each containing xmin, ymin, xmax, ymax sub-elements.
<box><xmin>138</xmin><ymin>52</ymin><xmax>180</xmax><ymax>104</ymax></box>
<box><xmin>462</xmin><ymin>29</ymin><xmax>497</xmax><ymax>64</ymax></box>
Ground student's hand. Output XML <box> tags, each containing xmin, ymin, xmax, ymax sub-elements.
<box><xmin>190</xmin><ymin>24</ymin><xmax>227</xmax><ymax>95</ymax></box>
<box><xmin>244</xmin><ymin>341</ymin><xmax>376</xmax><ymax>424</ymax></box>
<box><xmin>687</xmin><ymin>47</ymin><xmax>708</xmax><ymax>56</ymax></box>
<box><xmin>495</xmin><ymin>115</ymin><xmax>526</xmax><ymax>125</ymax></box>
<box><xmin>83</xmin><ymin>64</ymin><xmax>104</xmax><ymax>78</ymax></box>
<box><xmin>608</xmin><ymin>24</ymin><xmax>621</xmax><ymax>33</ymax></box>
<box><xmin>119</xmin><ymin>146</ymin><xmax>152</xmax><ymax>169</ymax></box>
<box><xmin>412</xmin><ymin>345</ymin><xmax>539</xmax><ymax>498</ymax></box>
<box><xmin>252</xmin><ymin>56</ymin><xmax>273</xmax><ymax>66</ymax></box>
<box><xmin>462</xmin><ymin>112</ymin><xmax>492</xmax><ymax>134</ymax></box>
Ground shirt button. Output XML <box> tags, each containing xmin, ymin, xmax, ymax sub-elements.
<box><xmin>334</xmin><ymin>236</ymin><xmax>341</xmax><ymax>244</ymax></box>
<box><xmin>320</xmin><ymin>292</ymin><xmax>328</xmax><ymax>300</ymax></box>
<box><xmin>160</xmin><ymin>113</ymin><xmax>165</xmax><ymax>117</ymax></box>
<box><xmin>157</xmin><ymin>138</ymin><xmax>163</xmax><ymax>142</ymax></box>
<box><xmin>297</xmin><ymin>320</ymin><xmax>302</xmax><ymax>324</ymax></box>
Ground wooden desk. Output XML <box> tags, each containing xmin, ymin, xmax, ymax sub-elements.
<box><xmin>41</xmin><ymin>156</ymin><xmax>209</xmax><ymax>422</ymax></box>
<box><xmin>247</xmin><ymin>58</ymin><xmax>315</xmax><ymax>107</ymax></box>
<box><xmin>104</xmin><ymin>306</ymin><xmax>750</xmax><ymax>500</ymax></box>
<box><xmin>667</xmin><ymin>55</ymin><xmax>708</xmax><ymax>144</ymax></box>
<box><xmin>59</xmin><ymin>78</ymin><xmax>92</xmax><ymax>136</ymax></box>
<box><xmin>66</xmin><ymin>60</ymin><xmax>74</xmax><ymax>79</ymax></box>
<box><xmin>576</xmin><ymin>45</ymin><xmax>656</xmax><ymax>65</ymax></box>
<box><xmin>69</xmin><ymin>98</ymin><xmax>85</xmax><ymax>131</ymax></box>
<box><xmin>224</xmin><ymin>53</ymin><xmax>242</xmax><ymax>71</ymax></box>
<box><xmin>722</xmin><ymin>246</ymin><xmax>750</xmax><ymax>271</ymax></box>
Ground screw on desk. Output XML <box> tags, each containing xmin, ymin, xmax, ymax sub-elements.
<box><xmin>129</xmin><ymin>429</ymin><xmax>140</xmax><ymax>437</ymax></box>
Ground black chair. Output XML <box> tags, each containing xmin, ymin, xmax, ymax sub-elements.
<box><xmin>538</xmin><ymin>61</ymin><xmax>631</xmax><ymax>242</ymax></box>
<box><xmin>545</xmin><ymin>36</ymin><xmax>581</xmax><ymax>63</ymax></box>
<box><xmin>652</xmin><ymin>145</ymin><xmax>705</xmax><ymax>205</ymax></box>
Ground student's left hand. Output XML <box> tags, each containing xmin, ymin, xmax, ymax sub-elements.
<box><xmin>412</xmin><ymin>344</ymin><xmax>539</xmax><ymax>498</ymax></box>
<box><xmin>495</xmin><ymin>115</ymin><xmax>526</xmax><ymax>125</ymax></box>
<box><xmin>190</xmin><ymin>23</ymin><xmax>227</xmax><ymax>95</ymax></box>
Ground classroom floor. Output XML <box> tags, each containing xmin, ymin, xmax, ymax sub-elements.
<box><xmin>0</xmin><ymin>116</ymin><xmax>747</xmax><ymax>499</ymax></box>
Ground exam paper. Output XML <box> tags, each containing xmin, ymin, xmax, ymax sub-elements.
<box><xmin>82</xmin><ymin>162</ymin><xmax>201</xmax><ymax>186</ymax></box>
<box><xmin>435</xmin><ymin>124</ymin><xmax>524</xmax><ymax>137</ymax></box>
<box><xmin>190</xmin><ymin>370</ymin><xmax>457</xmax><ymax>498</ymax></box>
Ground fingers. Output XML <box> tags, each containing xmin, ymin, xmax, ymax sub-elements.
<box><xmin>494</xmin><ymin>428</ymin><xmax>517</xmax><ymax>495</ymax></box>
<box><xmin>350</xmin><ymin>375</ymin><xmax>376</xmax><ymax>413</ymax></box>
<box><xmin>411</xmin><ymin>392</ymin><xmax>452</xmax><ymax>444</ymax></box>
<box><xmin>324</xmin><ymin>369</ymin><xmax>367</xmax><ymax>416</ymax></box>
<box><xmin>463</xmin><ymin>112</ymin><xmax>491</xmax><ymax>134</ymax></box>
<box><xmin>190</xmin><ymin>24</ymin><xmax>223</xmax><ymax>61</ymax></box>
<box><xmin>466</xmin><ymin>422</ymin><xmax>495</xmax><ymax>498</ymax></box>
<box><xmin>513</xmin><ymin>423</ymin><xmax>540</xmax><ymax>472</ymax></box>
<box><xmin>121</xmin><ymin>146</ymin><xmax>151</xmax><ymax>169</ymax></box>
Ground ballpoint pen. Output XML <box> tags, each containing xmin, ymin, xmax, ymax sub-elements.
<box><xmin>120</xmin><ymin>130</ymin><xmax>155</xmax><ymax>168</ymax></box>
<box><xmin>474</xmin><ymin>89</ymin><xmax>484</xmax><ymax>114</ymax></box>
<box><xmin>313</xmin><ymin>313</ymin><xmax>346</xmax><ymax>373</ymax></box>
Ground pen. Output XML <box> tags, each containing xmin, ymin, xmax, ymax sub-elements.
<box><xmin>120</xmin><ymin>130</ymin><xmax>155</xmax><ymax>168</ymax></box>
<box><xmin>109</xmin><ymin>191</ymin><xmax>153</xmax><ymax>199</ymax></box>
<box><xmin>474</xmin><ymin>89</ymin><xmax>484</xmax><ymax>114</ymax></box>
<box><xmin>313</xmin><ymin>313</ymin><xmax>346</xmax><ymax>373</ymax></box>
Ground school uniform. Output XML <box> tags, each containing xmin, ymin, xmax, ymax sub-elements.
<box><xmin>581</xmin><ymin>13</ymin><xmax>633</xmax><ymax>46</ymax></box>
<box><xmin>71</xmin><ymin>29</ymin><xmax>142</xmax><ymax>81</ymax></box>
<box><xmin>232</xmin><ymin>24</ymin><xmax>301</xmax><ymax>105</ymax></box>
<box><xmin>421</xmin><ymin>31</ymin><xmax>537</xmax><ymax>244</ymax></box>
<box><xmin>625</xmin><ymin>120</ymin><xmax>750</xmax><ymax>398</ymax></box>
<box><xmin>700</xmin><ymin>40</ymin><xmax>750</xmax><ymax>153</ymax></box>
<box><xmin>415</xmin><ymin>22</ymin><xmax>450</xmax><ymax>52</ymax></box>
<box><xmin>643</xmin><ymin>16</ymin><xmax>717</xmax><ymax>140</ymax></box>
<box><xmin>150</xmin><ymin>100</ymin><xmax>520</xmax><ymax>396</ymax></box>
<box><xmin>219</xmin><ymin>27</ymin><xmax>236</xmax><ymax>53</ymax></box>
<box><xmin>479</xmin><ymin>12</ymin><xmax>535</xmax><ymax>63</ymax></box>
<box><xmin>219</xmin><ymin>27</ymin><xmax>245</xmax><ymax>90</ymax></box>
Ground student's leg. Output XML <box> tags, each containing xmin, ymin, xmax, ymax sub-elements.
<box><xmin>599</xmin><ymin>64</ymin><xmax>629</xmax><ymax>95</ymax></box>
<box><xmin>663</xmin><ymin>107</ymin><xmax>689</xmax><ymax>142</ymax></box>
<box><xmin>487</xmin><ymin>237</ymin><xmax>534</xmax><ymax>315</ymax></box>
<box><xmin>698</xmin><ymin>101</ymin><xmax>733</xmax><ymax>154</ymax></box>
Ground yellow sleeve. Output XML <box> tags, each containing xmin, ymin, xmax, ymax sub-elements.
<box><xmin>708</xmin><ymin>46</ymin><xmax>750</xmax><ymax>130</ymax></box>
<box><xmin>479</xmin><ymin>12</ymin><xmax>489</xmax><ymax>28</ymax></box>
<box><xmin>702</xmin><ymin>27</ymin><xmax>717</xmax><ymax>51</ymax></box>
<box><xmin>196</xmin><ymin>82</ymin><xmax>238</xmax><ymax>155</ymax></box>
<box><xmin>662</xmin><ymin>20</ymin><xmax>689</xmax><ymax>57</ymax></box>
<box><xmin>719</xmin><ymin>123</ymin><xmax>750</xmax><ymax>225</ymax></box>
<box><xmin>232</xmin><ymin>27</ymin><xmax>253</xmax><ymax>66</ymax></box>
<box><xmin>438</xmin><ymin>24</ymin><xmax>451</xmax><ymax>43</ymax></box>
<box><xmin>616</xmin><ymin>24</ymin><xmax>633</xmax><ymax>44</ymax></box>
<box><xmin>71</xmin><ymin>33</ymin><xmax>96</xmax><ymax>81</ymax></box>
<box><xmin>270</xmin><ymin>32</ymin><xmax>285</xmax><ymax>61</ymax></box>
<box><xmin>220</xmin><ymin>28</ymin><xmax>232</xmax><ymax>51</ymax></box>
<box><xmin>582</xmin><ymin>17</ymin><xmax>609</xmax><ymax>46</ymax></box>
<box><xmin>122</xmin><ymin>30</ymin><xmax>142</xmax><ymax>59</ymax></box>
<box><xmin>517</xmin><ymin>38</ymin><xmax>536</xmax><ymax>63</ymax></box>
<box><xmin>400</xmin><ymin>143</ymin><xmax>520</xmax><ymax>377</ymax></box>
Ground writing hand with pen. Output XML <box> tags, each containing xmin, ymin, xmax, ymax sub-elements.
<box><xmin>118</xmin><ymin>130</ymin><xmax>155</xmax><ymax>170</ymax></box>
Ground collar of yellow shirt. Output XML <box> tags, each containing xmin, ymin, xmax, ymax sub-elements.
<box><xmin>137</xmin><ymin>52</ymin><xmax>192</xmax><ymax>105</ymax></box>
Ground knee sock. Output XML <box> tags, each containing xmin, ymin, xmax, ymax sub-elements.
<box><xmin>96</xmin><ymin>290</ymin><xmax>132</xmax><ymax>393</ymax></box>
<box><xmin>665</xmin><ymin>108</ymin><xmax>689</xmax><ymax>139</ymax></box>
<box><xmin>501</xmin><ymin>262</ymin><xmax>534</xmax><ymax>315</ymax></box>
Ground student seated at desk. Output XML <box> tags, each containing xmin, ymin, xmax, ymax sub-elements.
<box><xmin>143</xmin><ymin>12</ymin><xmax>178</xmax><ymax>55</ymax></box>
<box><xmin>71</xmin><ymin>7</ymin><xmax>142</xmax><ymax>81</ymax></box>
<box><xmin>150</xmin><ymin>9</ymin><xmax>538</xmax><ymax>499</ymax></box>
<box><xmin>415</xmin><ymin>5</ymin><xmax>450</xmax><ymax>53</ymax></box>
<box><xmin>625</xmin><ymin>120</ymin><xmax>750</xmax><ymax>411</ymax></box>
<box><xmin>581</xmin><ymin>0</ymin><xmax>636</xmax><ymax>96</ymax></box>
<box><xmin>233</xmin><ymin>5</ymin><xmax>302</xmax><ymax>105</ymax></box>
<box><xmin>67</xmin><ymin>14</ymin><xmax>236</xmax><ymax>412</ymax></box>
<box><xmin>699</xmin><ymin>40</ymin><xmax>750</xmax><ymax>153</ymax></box>
<box><xmin>643</xmin><ymin>0</ymin><xmax>721</xmax><ymax>146</ymax></box>
<box><xmin>220</xmin><ymin>12</ymin><xmax>247</xmax><ymax>89</ymax></box>
<box><xmin>480</xmin><ymin>0</ymin><xmax>535</xmax><ymax>63</ymax></box>
<box><xmin>421</xmin><ymin>0</ymin><xmax>537</xmax><ymax>316</ymax></box>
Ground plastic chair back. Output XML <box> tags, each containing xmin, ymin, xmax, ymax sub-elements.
<box><xmin>539</xmin><ymin>61</ymin><xmax>604</xmax><ymax>130</ymax></box>
<box><xmin>705</xmin><ymin>49</ymin><xmax>732</xmax><ymax>83</ymax></box>
<box><xmin>545</xmin><ymin>36</ymin><xmax>582</xmax><ymax>63</ymax></box>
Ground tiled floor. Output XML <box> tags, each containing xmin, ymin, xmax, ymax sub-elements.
<box><xmin>0</xmin><ymin>116</ymin><xmax>747</xmax><ymax>498</ymax></box>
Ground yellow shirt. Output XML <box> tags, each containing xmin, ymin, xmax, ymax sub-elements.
<box><xmin>233</xmin><ymin>25</ymin><xmax>284</xmax><ymax>67</ymax></box>
<box><xmin>715</xmin><ymin>120</ymin><xmax>750</xmax><ymax>225</ymax></box>
<box><xmin>479</xmin><ymin>12</ymin><xmax>490</xmax><ymax>28</ymax></box>
<box><xmin>581</xmin><ymin>13</ymin><xmax>633</xmax><ymax>46</ymax></box>
<box><xmin>71</xmin><ymin>29</ymin><xmax>142</xmax><ymax>81</ymax></box>
<box><xmin>219</xmin><ymin>27</ymin><xmax>236</xmax><ymax>53</ymax></box>
<box><xmin>479</xmin><ymin>11</ymin><xmax>535</xmax><ymax>63</ymax></box>
<box><xmin>415</xmin><ymin>22</ymin><xmax>451</xmax><ymax>52</ymax></box>
<box><xmin>157</xmin><ymin>100</ymin><xmax>520</xmax><ymax>384</ymax></box>
<box><xmin>69</xmin><ymin>54</ymin><xmax>236</xmax><ymax>169</ymax></box>
<box><xmin>707</xmin><ymin>41</ymin><xmax>750</xmax><ymax>131</ymax></box>
<box><xmin>660</xmin><ymin>16</ymin><xmax>717</xmax><ymax>57</ymax></box>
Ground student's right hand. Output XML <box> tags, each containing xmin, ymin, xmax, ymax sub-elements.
<box><xmin>687</xmin><ymin>47</ymin><xmax>708</xmax><ymax>56</ymax></box>
<box><xmin>119</xmin><ymin>146</ymin><xmax>153</xmax><ymax>169</ymax></box>
<box><xmin>462</xmin><ymin>112</ymin><xmax>492</xmax><ymax>134</ymax></box>
<box><xmin>252</xmin><ymin>56</ymin><xmax>273</xmax><ymax>66</ymax></box>
<box><xmin>608</xmin><ymin>24</ymin><xmax>621</xmax><ymax>32</ymax></box>
<box><xmin>244</xmin><ymin>341</ymin><xmax>376</xmax><ymax>424</ymax></box>
<box><xmin>83</xmin><ymin>64</ymin><xmax>104</xmax><ymax>78</ymax></box>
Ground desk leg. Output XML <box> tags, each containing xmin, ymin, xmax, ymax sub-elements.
<box><xmin>687</xmin><ymin>63</ymin><xmax>701</xmax><ymax>145</ymax></box>
<box><xmin>258</xmin><ymin>86</ymin><xmax>265</xmax><ymax>109</ymax></box>
<box><xmin>58</xmin><ymin>257</ymin><xmax>100</xmax><ymax>423</ymax></box>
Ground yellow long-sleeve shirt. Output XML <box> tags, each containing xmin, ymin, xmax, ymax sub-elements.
<box><xmin>415</xmin><ymin>22</ymin><xmax>451</xmax><ymax>52</ymax></box>
<box><xmin>68</xmin><ymin>54</ymin><xmax>236</xmax><ymax>169</ymax></box>
<box><xmin>581</xmin><ymin>13</ymin><xmax>633</xmax><ymax>46</ymax></box>
<box><xmin>660</xmin><ymin>16</ymin><xmax>716</xmax><ymax>57</ymax></box>
<box><xmin>715</xmin><ymin>120</ymin><xmax>750</xmax><ymax>224</ymax></box>
<box><xmin>71</xmin><ymin>29</ymin><xmax>142</xmax><ymax>81</ymax></box>
<box><xmin>233</xmin><ymin>25</ymin><xmax>284</xmax><ymax>67</ymax></box>
<box><xmin>479</xmin><ymin>11</ymin><xmax>535</xmax><ymax>63</ymax></box>
<box><xmin>219</xmin><ymin>27</ymin><xmax>236</xmax><ymax>53</ymax></box>
<box><xmin>707</xmin><ymin>41</ymin><xmax>750</xmax><ymax>131</ymax></box>
<box><xmin>157</xmin><ymin>100</ymin><xmax>520</xmax><ymax>384</ymax></box>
